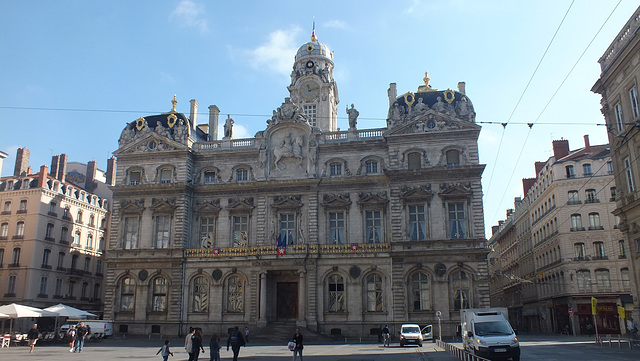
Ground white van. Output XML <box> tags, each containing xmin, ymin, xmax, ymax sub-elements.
<box><xmin>399</xmin><ymin>324</ymin><xmax>432</xmax><ymax>347</ymax></box>
<box><xmin>60</xmin><ymin>320</ymin><xmax>114</xmax><ymax>338</ymax></box>
<box><xmin>461</xmin><ymin>308</ymin><xmax>520</xmax><ymax>361</ymax></box>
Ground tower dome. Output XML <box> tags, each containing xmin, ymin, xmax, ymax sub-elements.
<box><xmin>294</xmin><ymin>36</ymin><xmax>333</xmax><ymax>64</ymax></box>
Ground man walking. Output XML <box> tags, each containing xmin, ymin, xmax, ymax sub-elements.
<box><xmin>73</xmin><ymin>322</ymin><xmax>88</xmax><ymax>352</ymax></box>
<box><xmin>26</xmin><ymin>323</ymin><xmax>39</xmax><ymax>353</ymax></box>
<box><xmin>227</xmin><ymin>326</ymin><xmax>245</xmax><ymax>361</ymax></box>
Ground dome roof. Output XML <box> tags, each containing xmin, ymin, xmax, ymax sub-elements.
<box><xmin>295</xmin><ymin>40</ymin><xmax>332</xmax><ymax>62</ymax></box>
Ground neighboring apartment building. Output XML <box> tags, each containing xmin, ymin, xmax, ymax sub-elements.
<box><xmin>592</xmin><ymin>5</ymin><xmax>640</xmax><ymax>321</ymax></box>
<box><xmin>489</xmin><ymin>137</ymin><xmax>633</xmax><ymax>335</ymax></box>
<box><xmin>0</xmin><ymin>148</ymin><xmax>113</xmax><ymax>317</ymax></box>
<box><xmin>104</xmin><ymin>33</ymin><xmax>490</xmax><ymax>338</ymax></box>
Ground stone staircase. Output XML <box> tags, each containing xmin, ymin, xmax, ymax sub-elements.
<box><xmin>251</xmin><ymin>322</ymin><xmax>337</xmax><ymax>344</ymax></box>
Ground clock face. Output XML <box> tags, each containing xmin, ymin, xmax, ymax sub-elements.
<box><xmin>306</xmin><ymin>60</ymin><xmax>314</xmax><ymax>69</ymax></box>
<box><xmin>300</xmin><ymin>79</ymin><xmax>320</xmax><ymax>101</ymax></box>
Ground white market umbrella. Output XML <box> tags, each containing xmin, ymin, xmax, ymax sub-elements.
<box><xmin>0</xmin><ymin>303</ymin><xmax>57</xmax><ymax>336</ymax></box>
<box><xmin>43</xmin><ymin>304</ymin><xmax>96</xmax><ymax>318</ymax></box>
<box><xmin>0</xmin><ymin>312</ymin><xmax>8</xmax><ymax>318</ymax></box>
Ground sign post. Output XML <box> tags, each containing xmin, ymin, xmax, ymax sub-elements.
<box><xmin>436</xmin><ymin>311</ymin><xmax>442</xmax><ymax>341</ymax></box>
<box><xmin>591</xmin><ymin>297</ymin><xmax>599</xmax><ymax>342</ymax></box>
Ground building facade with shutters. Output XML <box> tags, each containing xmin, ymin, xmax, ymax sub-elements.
<box><xmin>0</xmin><ymin>148</ymin><xmax>112</xmax><ymax>319</ymax></box>
<box><xmin>489</xmin><ymin>137</ymin><xmax>633</xmax><ymax>335</ymax></box>
<box><xmin>592</xmin><ymin>5</ymin><xmax>640</xmax><ymax>323</ymax></box>
<box><xmin>104</xmin><ymin>34</ymin><xmax>489</xmax><ymax>338</ymax></box>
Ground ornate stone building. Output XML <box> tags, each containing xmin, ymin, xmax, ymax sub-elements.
<box><xmin>592</xmin><ymin>5</ymin><xmax>640</xmax><ymax>322</ymax></box>
<box><xmin>105</xmin><ymin>34</ymin><xmax>489</xmax><ymax>338</ymax></box>
<box><xmin>0</xmin><ymin>148</ymin><xmax>112</xmax><ymax>321</ymax></box>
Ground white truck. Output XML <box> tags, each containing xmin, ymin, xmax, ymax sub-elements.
<box><xmin>461</xmin><ymin>308</ymin><xmax>520</xmax><ymax>361</ymax></box>
<box><xmin>60</xmin><ymin>320</ymin><xmax>114</xmax><ymax>338</ymax></box>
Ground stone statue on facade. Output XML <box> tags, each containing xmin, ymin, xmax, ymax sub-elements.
<box><xmin>347</xmin><ymin>104</ymin><xmax>359</xmax><ymax>130</ymax></box>
<box><xmin>413</xmin><ymin>98</ymin><xmax>429</xmax><ymax>114</ymax></box>
<box><xmin>223</xmin><ymin>115</ymin><xmax>234</xmax><ymax>139</ymax></box>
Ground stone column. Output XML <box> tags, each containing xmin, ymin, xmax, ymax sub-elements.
<box><xmin>258</xmin><ymin>271</ymin><xmax>268</xmax><ymax>327</ymax></box>
<box><xmin>297</xmin><ymin>270</ymin><xmax>307</xmax><ymax>328</ymax></box>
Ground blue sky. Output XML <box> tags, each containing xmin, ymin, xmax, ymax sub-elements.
<box><xmin>1</xmin><ymin>0</ymin><xmax>639</xmax><ymax>238</ymax></box>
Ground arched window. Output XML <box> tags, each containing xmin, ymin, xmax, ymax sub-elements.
<box><xmin>328</xmin><ymin>274</ymin><xmax>345</xmax><ymax>312</ymax></box>
<box><xmin>119</xmin><ymin>277</ymin><xmax>135</xmax><ymax>312</ymax></box>
<box><xmin>570</xmin><ymin>214</ymin><xmax>583</xmax><ymax>231</ymax></box>
<box><xmin>451</xmin><ymin>270</ymin><xmax>471</xmax><ymax>310</ymax></box>
<box><xmin>365</xmin><ymin>274</ymin><xmax>383</xmax><ymax>312</ymax></box>
<box><xmin>192</xmin><ymin>276</ymin><xmax>209</xmax><ymax>313</ymax></box>
<box><xmin>0</xmin><ymin>222</ymin><xmax>8</xmax><ymax>239</ymax></box>
<box><xmin>15</xmin><ymin>221</ymin><xmax>24</xmax><ymax>237</ymax></box>
<box><xmin>588</xmin><ymin>213</ymin><xmax>601</xmax><ymax>230</ymax></box>
<box><xmin>151</xmin><ymin>277</ymin><xmax>167</xmax><ymax>312</ymax></box>
<box><xmin>595</xmin><ymin>269</ymin><xmax>611</xmax><ymax>290</ymax></box>
<box><xmin>576</xmin><ymin>270</ymin><xmax>591</xmax><ymax>290</ymax></box>
<box><xmin>567</xmin><ymin>190</ymin><xmax>579</xmax><ymax>204</ymax></box>
<box><xmin>410</xmin><ymin>272</ymin><xmax>431</xmax><ymax>311</ymax></box>
<box><xmin>226</xmin><ymin>275</ymin><xmax>244</xmax><ymax>312</ymax></box>
<box><xmin>593</xmin><ymin>241</ymin><xmax>605</xmax><ymax>258</ymax></box>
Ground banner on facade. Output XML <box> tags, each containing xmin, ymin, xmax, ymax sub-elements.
<box><xmin>618</xmin><ymin>306</ymin><xmax>626</xmax><ymax>319</ymax></box>
<box><xmin>591</xmin><ymin>297</ymin><xmax>598</xmax><ymax>316</ymax></box>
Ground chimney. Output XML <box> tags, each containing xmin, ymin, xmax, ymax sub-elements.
<box><xmin>58</xmin><ymin>153</ymin><xmax>67</xmax><ymax>182</ymax></box>
<box><xmin>106</xmin><ymin>157</ymin><xmax>116</xmax><ymax>186</ymax></box>
<box><xmin>14</xmin><ymin>147</ymin><xmax>30</xmax><ymax>176</ymax></box>
<box><xmin>388</xmin><ymin>83</ymin><xmax>397</xmax><ymax>106</ymax></box>
<box><xmin>85</xmin><ymin>160</ymin><xmax>97</xmax><ymax>192</ymax></box>
<box><xmin>552</xmin><ymin>138</ymin><xmax>570</xmax><ymax>160</ymax></box>
<box><xmin>50</xmin><ymin>155</ymin><xmax>60</xmax><ymax>179</ymax></box>
<box><xmin>190</xmin><ymin>99</ymin><xmax>199</xmax><ymax>131</ymax></box>
<box><xmin>0</xmin><ymin>150</ymin><xmax>7</xmax><ymax>176</ymax></box>
<box><xmin>38</xmin><ymin>165</ymin><xmax>48</xmax><ymax>188</ymax></box>
<box><xmin>491</xmin><ymin>225</ymin><xmax>499</xmax><ymax>236</ymax></box>
<box><xmin>458</xmin><ymin>82</ymin><xmax>466</xmax><ymax>95</ymax></box>
<box><xmin>534</xmin><ymin>162</ymin><xmax>545</xmax><ymax>177</ymax></box>
<box><xmin>583</xmin><ymin>134</ymin><xmax>591</xmax><ymax>151</ymax></box>
<box><xmin>506</xmin><ymin>209</ymin><xmax>514</xmax><ymax>218</ymax></box>
<box><xmin>208</xmin><ymin>105</ymin><xmax>220</xmax><ymax>141</ymax></box>
<box><xmin>522</xmin><ymin>177</ymin><xmax>536</xmax><ymax>195</ymax></box>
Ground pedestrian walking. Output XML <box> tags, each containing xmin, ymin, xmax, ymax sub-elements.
<box><xmin>156</xmin><ymin>339</ymin><xmax>174</xmax><ymax>361</ymax></box>
<box><xmin>244</xmin><ymin>327</ymin><xmax>250</xmax><ymax>344</ymax></box>
<box><xmin>192</xmin><ymin>330</ymin><xmax>205</xmax><ymax>361</ymax></box>
<box><xmin>381</xmin><ymin>325</ymin><xmax>390</xmax><ymax>347</ymax></box>
<box><xmin>185</xmin><ymin>328</ymin><xmax>195</xmax><ymax>361</ymax></box>
<box><xmin>68</xmin><ymin>324</ymin><xmax>76</xmax><ymax>352</ymax></box>
<box><xmin>26</xmin><ymin>323</ymin><xmax>39</xmax><ymax>353</ymax></box>
<box><xmin>227</xmin><ymin>326</ymin><xmax>246</xmax><ymax>361</ymax></box>
<box><xmin>209</xmin><ymin>333</ymin><xmax>221</xmax><ymax>361</ymax></box>
<box><xmin>629</xmin><ymin>317</ymin><xmax>639</xmax><ymax>345</ymax></box>
<box><xmin>73</xmin><ymin>322</ymin><xmax>88</xmax><ymax>352</ymax></box>
<box><xmin>292</xmin><ymin>328</ymin><xmax>304</xmax><ymax>361</ymax></box>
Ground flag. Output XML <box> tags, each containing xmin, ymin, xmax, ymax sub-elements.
<box><xmin>311</xmin><ymin>20</ymin><xmax>317</xmax><ymax>42</ymax></box>
<box><xmin>276</xmin><ymin>234</ymin><xmax>286</xmax><ymax>248</ymax></box>
<box><xmin>277</xmin><ymin>247</ymin><xmax>287</xmax><ymax>255</ymax></box>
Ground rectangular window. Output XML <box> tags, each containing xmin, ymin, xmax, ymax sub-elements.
<box><xmin>279</xmin><ymin>213</ymin><xmax>296</xmax><ymax>245</ymax></box>
<box><xmin>0</xmin><ymin>223</ymin><xmax>8</xmax><ymax>238</ymax></box>
<box><xmin>7</xmin><ymin>275</ymin><xmax>16</xmax><ymax>295</ymax></box>
<box><xmin>123</xmin><ymin>217</ymin><xmax>139</xmax><ymax>249</ymax></box>
<box><xmin>84</xmin><ymin>257</ymin><xmax>91</xmax><ymax>272</ymax></box>
<box><xmin>583</xmin><ymin>164</ymin><xmax>592</xmax><ymax>176</ymax></box>
<box><xmin>615</xmin><ymin>103</ymin><xmax>624</xmax><ymax>131</ymax></box>
<box><xmin>2</xmin><ymin>201</ymin><xmax>10</xmax><ymax>213</ymax></box>
<box><xmin>11</xmin><ymin>248</ymin><xmax>20</xmax><ymax>266</ymax></box>
<box><xmin>608</xmin><ymin>161</ymin><xmax>614</xmax><ymax>175</ymax></box>
<box><xmin>60</xmin><ymin>227</ymin><xmax>68</xmax><ymax>243</ymax></box>
<box><xmin>42</xmin><ymin>249</ymin><xmax>51</xmax><ymax>267</ymax></box>
<box><xmin>328</xmin><ymin>212</ymin><xmax>345</xmax><ymax>244</ymax></box>
<box><xmin>585</xmin><ymin>189</ymin><xmax>598</xmax><ymax>203</ymax></box>
<box><xmin>625</xmin><ymin>157</ymin><xmax>635</xmax><ymax>192</ymax></box>
<box><xmin>39</xmin><ymin>276</ymin><xmax>48</xmax><ymax>296</ymax></box>
<box><xmin>159</xmin><ymin>169</ymin><xmax>172</xmax><ymax>184</ymax></box>
<box><xmin>365</xmin><ymin>160</ymin><xmax>379</xmax><ymax>174</ymax></box>
<box><xmin>236</xmin><ymin>169</ymin><xmax>248</xmax><ymax>181</ymax></box>
<box><xmin>57</xmin><ymin>252</ymin><xmax>64</xmax><ymax>270</ymax></box>
<box><xmin>630</xmin><ymin>86</ymin><xmax>639</xmax><ymax>118</ymax></box>
<box><xmin>594</xmin><ymin>242</ymin><xmax>605</xmax><ymax>258</ymax></box>
<box><xmin>566</xmin><ymin>165</ymin><xmax>575</xmax><ymax>178</ymax></box>
<box><xmin>16</xmin><ymin>222</ymin><xmax>24</xmax><ymax>236</ymax></box>
<box><xmin>365</xmin><ymin>210</ymin><xmax>382</xmax><ymax>243</ymax></box>
<box><xmin>568</xmin><ymin>191</ymin><xmax>580</xmax><ymax>204</ymax></box>
<box><xmin>19</xmin><ymin>200</ymin><xmax>27</xmax><ymax>212</ymax></box>
<box><xmin>330</xmin><ymin>163</ymin><xmax>342</xmax><ymax>176</ymax></box>
<box><xmin>96</xmin><ymin>259</ymin><xmax>103</xmax><ymax>274</ymax></box>
<box><xmin>54</xmin><ymin>278</ymin><xmax>63</xmax><ymax>296</ymax></box>
<box><xmin>154</xmin><ymin>215</ymin><xmax>171</xmax><ymax>248</ymax></box>
<box><xmin>200</xmin><ymin>217</ymin><xmax>215</xmax><ymax>248</ymax></box>
<box><xmin>408</xmin><ymin>205</ymin><xmax>427</xmax><ymax>241</ymax></box>
<box><xmin>232</xmin><ymin>215</ymin><xmax>248</xmax><ymax>247</ymax></box>
<box><xmin>448</xmin><ymin>203</ymin><xmax>466</xmax><ymax>239</ymax></box>
<box><xmin>203</xmin><ymin>171</ymin><xmax>216</xmax><ymax>184</ymax></box>
<box><xmin>574</xmin><ymin>243</ymin><xmax>586</xmax><ymax>259</ymax></box>
<box><xmin>129</xmin><ymin>171</ymin><xmax>141</xmax><ymax>185</ymax></box>
<box><xmin>0</xmin><ymin>249</ymin><xmax>3</xmax><ymax>267</ymax></box>
<box><xmin>303</xmin><ymin>105</ymin><xmax>317</xmax><ymax>126</ymax></box>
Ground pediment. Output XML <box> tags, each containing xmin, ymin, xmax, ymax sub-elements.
<box><xmin>386</xmin><ymin>111</ymin><xmax>480</xmax><ymax>136</ymax></box>
<box><xmin>321</xmin><ymin>193</ymin><xmax>352</xmax><ymax>208</ymax></box>
<box><xmin>114</xmin><ymin>132</ymin><xmax>184</xmax><ymax>156</ymax></box>
<box><xmin>150</xmin><ymin>198</ymin><xmax>177</xmax><ymax>213</ymax></box>
<box><xmin>272</xmin><ymin>195</ymin><xmax>303</xmax><ymax>209</ymax></box>
<box><xmin>227</xmin><ymin>197</ymin><xmax>254</xmax><ymax>211</ymax></box>
<box><xmin>400</xmin><ymin>185</ymin><xmax>434</xmax><ymax>202</ymax></box>
<box><xmin>357</xmin><ymin>191</ymin><xmax>388</xmax><ymax>206</ymax></box>
<box><xmin>439</xmin><ymin>183</ymin><xmax>472</xmax><ymax>199</ymax></box>
<box><xmin>195</xmin><ymin>200</ymin><xmax>221</xmax><ymax>214</ymax></box>
<box><xmin>120</xmin><ymin>199</ymin><xmax>145</xmax><ymax>214</ymax></box>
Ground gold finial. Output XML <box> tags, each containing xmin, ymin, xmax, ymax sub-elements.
<box><xmin>418</xmin><ymin>71</ymin><xmax>436</xmax><ymax>92</ymax></box>
<box><xmin>171</xmin><ymin>94</ymin><xmax>177</xmax><ymax>113</ymax></box>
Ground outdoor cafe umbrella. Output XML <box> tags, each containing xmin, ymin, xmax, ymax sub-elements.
<box><xmin>44</xmin><ymin>303</ymin><xmax>96</xmax><ymax>336</ymax></box>
<box><xmin>0</xmin><ymin>303</ymin><xmax>57</xmax><ymax>335</ymax></box>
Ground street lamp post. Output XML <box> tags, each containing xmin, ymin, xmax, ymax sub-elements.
<box><xmin>436</xmin><ymin>311</ymin><xmax>442</xmax><ymax>341</ymax></box>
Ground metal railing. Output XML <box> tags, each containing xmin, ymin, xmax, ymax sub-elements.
<box><xmin>436</xmin><ymin>340</ymin><xmax>491</xmax><ymax>361</ymax></box>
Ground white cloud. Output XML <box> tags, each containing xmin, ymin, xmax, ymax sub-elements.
<box><xmin>170</xmin><ymin>0</ymin><xmax>209</xmax><ymax>33</ymax></box>
<box><xmin>245</xmin><ymin>27</ymin><xmax>302</xmax><ymax>77</ymax></box>
<box><xmin>323</xmin><ymin>19</ymin><xmax>347</xmax><ymax>29</ymax></box>
<box><xmin>217</xmin><ymin>123</ymin><xmax>251</xmax><ymax>139</ymax></box>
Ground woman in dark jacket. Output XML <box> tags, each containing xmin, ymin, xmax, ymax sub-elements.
<box><xmin>292</xmin><ymin>329</ymin><xmax>304</xmax><ymax>361</ymax></box>
<box><xmin>191</xmin><ymin>330</ymin><xmax>205</xmax><ymax>361</ymax></box>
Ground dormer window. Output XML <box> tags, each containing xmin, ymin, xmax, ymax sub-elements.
<box><xmin>330</xmin><ymin>162</ymin><xmax>342</xmax><ymax>176</ymax></box>
<box><xmin>129</xmin><ymin>171</ymin><xmax>141</xmax><ymax>185</ymax></box>
<box><xmin>446</xmin><ymin>150</ymin><xmax>460</xmax><ymax>166</ymax></box>
<box><xmin>365</xmin><ymin>160</ymin><xmax>379</xmax><ymax>174</ymax></box>
<box><xmin>407</xmin><ymin>152</ymin><xmax>421</xmax><ymax>170</ymax></box>
<box><xmin>203</xmin><ymin>171</ymin><xmax>216</xmax><ymax>184</ymax></box>
<box><xmin>159</xmin><ymin>168</ymin><xmax>172</xmax><ymax>184</ymax></box>
<box><xmin>236</xmin><ymin>169</ymin><xmax>248</xmax><ymax>182</ymax></box>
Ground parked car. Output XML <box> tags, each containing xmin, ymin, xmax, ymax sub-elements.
<box><xmin>399</xmin><ymin>324</ymin><xmax>432</xmax><ymax>347</ymax></box>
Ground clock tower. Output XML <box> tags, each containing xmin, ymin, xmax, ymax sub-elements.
<box><xmin>289</xmin><ymin>32</ymin><xmax>339</xmax><ymax>131</ymax></box>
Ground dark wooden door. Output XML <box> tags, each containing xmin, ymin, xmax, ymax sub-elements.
<box><xmin>276</xmin><ymin>282</ymin><xmax>298</xmax><ymax>321</ymax></box>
